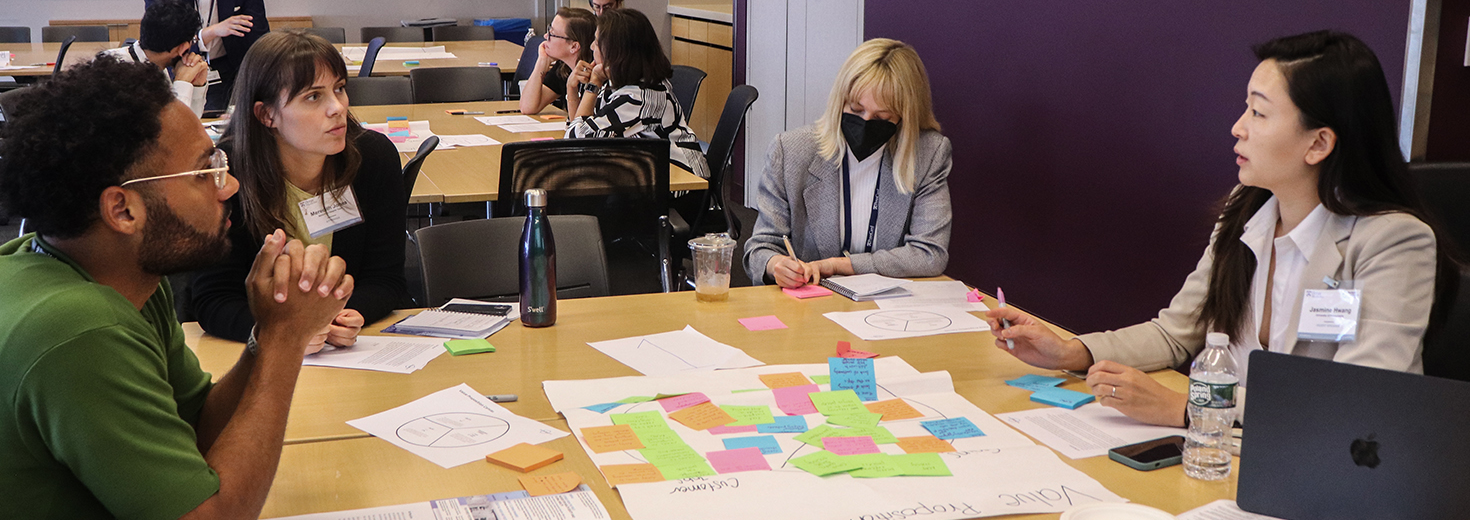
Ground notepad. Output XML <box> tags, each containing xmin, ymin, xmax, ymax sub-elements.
<box><xmin>384</xmin><ymin>298</ymin><xmax>519</xmax><ymax>339</ymax></box>
<box><xmin>819</xmin><ymin>274</ymin><xmax>912</xmax><ymax>301</ymax></box>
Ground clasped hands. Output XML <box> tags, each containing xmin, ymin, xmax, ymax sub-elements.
<box><xmin>245</xmin><ymin>230</ymin><xmax>360</xmax><ymax>357</ymax></box>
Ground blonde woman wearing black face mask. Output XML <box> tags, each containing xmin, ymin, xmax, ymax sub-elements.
<box><xmin>743</xmin><ymin>38</ymin><xmax>952</xmax><ymax>288</ymax></box>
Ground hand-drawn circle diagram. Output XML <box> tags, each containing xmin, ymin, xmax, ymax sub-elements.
<box><xmin>397</xmin><ymin>413</ymin><xmax>511</xmax><ymax>448</ymax></box>
<box><xmin>864</xmin><ymin>310</ymin><xmax>953</xmax><ymax>332</ymax></box>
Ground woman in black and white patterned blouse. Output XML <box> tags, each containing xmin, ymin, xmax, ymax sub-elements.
<box><xmin>565</xmin><ymin>8</ymin><xmax>710</xmax><ymax>179</ymax></box>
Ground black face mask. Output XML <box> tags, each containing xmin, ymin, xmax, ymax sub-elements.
<box><xmin>841</xmin><ymin>112</ymin><xmax>898</xmax><ymax>161</ymax></box>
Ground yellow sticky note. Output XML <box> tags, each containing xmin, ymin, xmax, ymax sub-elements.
<box><xmin>865</xmin><ymin>399</ymin><xmax>924</xmax><ymax>421</ymax></box>
<box><xmin>600</xmin><ymin>463</ymin><xmax>665</xmax><ymax>486</ymax></box>
<box><xmin>759</xmin><ymin>372</ymin><xmax>812</xmax><ymax>389</ymax></box>
<box><xmin>487</xmin><ymin>442</ymin><xmax>564</xmax><ymax>472</ymax></box>
<box><xmin>580</xmin><ymin>424</ymin><xmax>645</xmax><ymax>454</ymax></box>
<box><xmin>667</xmin><ymin>401</ymin><xmax>737</xmax><ymax>431</ymax></box>
<box><xmin>896</xmin><ymin>435</ymin><xmax>957</xmax><ymax>454</ymax></box>
<box><xmin>388</xmin><ymin>120</ymin><xmax>410</xmax><ymax>129</ymax></box>
<box><xmin>520</xmin><ymin>471</ymin><xmax>583</xmax><ymax>496</ymax></box>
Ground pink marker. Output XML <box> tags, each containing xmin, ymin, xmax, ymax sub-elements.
<box><xmin>998</xmin><ymin>287</ymin><xmax>1014</xmax><ymax>350</ymax></box>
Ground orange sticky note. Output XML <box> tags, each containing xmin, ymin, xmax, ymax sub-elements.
<box><xmin>541</xmin><ymin>115</ymin><xmax>567</xmax><ymax>121</ymax></box>
<box><xmin>520</xmin><ymin>471</ymin><xmax>582</xmax><ymax>496</ymax></box>
<box><xmin>667</xmin><ymin>401</ymin><xmax>737</xmax><ymax>431</ymax></box>
<box><xmin>486</xmin><ymin>442</ymin><xmax>564</xmax><ymax>472</ymax></box>
<box><xmin>759</xmin><ymin>372</ymin><xmax>812</xmax><ymax>390</ymax></box>
<box><xmin>865</xmin><ymin>399</ymin><xmax>924</xmax><ymax>421</ymax></box>
<box><xmin>600</xmin><ymin>463</ymin><xmax>665</xmax><ymax>486</ymax></box>
<box><xmin>580</xmin><ymin>424</ymin><xmax>645</xmax><ymax>454</ymax></box>
<box><xmin>896</xmin><ymin>435</ymin><xmax>957</xmax><ymax>454</ymax></box>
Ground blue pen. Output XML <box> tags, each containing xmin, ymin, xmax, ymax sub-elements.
<box><xmin>998</xmin><ymin>287</ymin><xmax>1014</xmax><ymax>350</ymax></box>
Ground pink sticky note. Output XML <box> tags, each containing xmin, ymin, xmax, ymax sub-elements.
<box><xmin>967</xmin><ymin>289</ymin><xmax>985</xmax><ymax>303</ymax></box>
<box><xmin>783</xmin><ymin>285</ymin><xmax>834</xmax><ymax>299</ymax></box>
<box><xmin>837</xmin><ymin>341</ymin><xmax>879</xmax><ymax>359</ymax></box>
<box><xmin>389</xmin><ymin>135</ymin><xmax>407</xmax><ymax>143</ymax></box>
<box><xmin>773</xmin><ymin>384</ymin><xmax>820</xmax><ymax>416</ymax></box>
<box><xmin>823</xmin><ymin>436</ymin><xmax>880</xmax><ymax>455</ymax></box>
<box><xmin>658</xmin><ymin>392</ymin><xmax>711</xmax><ymax>412</ymax></box>
<box><xmin>706</xmin><ymin>447</ymin><xmax>772</xmax><ymax>473</ymax></box>
<box><xmin>739</xmin><ymin>315</ymin><xmax>788</xmax><ymax>331</ymax></box>
<box><xmin>708</xmin><ymin>425</ymin><xmax>760</xmax><ymax>435</ymax></box>
<box><xmin>528</xmin><ymin>137</ymin><xmax>556</xmax><ymax>141</ymax></box>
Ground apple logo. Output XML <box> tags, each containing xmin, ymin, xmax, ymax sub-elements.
<box><xmin>1349</xmin><ymin>434</ymin><xmax>1381</xmax><ymax>468</ymax></box>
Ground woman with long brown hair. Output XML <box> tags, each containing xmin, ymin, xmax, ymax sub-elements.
<box><xmin>520</xmin><ymin>7</ymin><xmax>596</xmax><ymax>115</ymax></box>
<box><xmin>192</xmin><ymin>30</ymin><xmax>408</xmax><ymax>349</ymax></box>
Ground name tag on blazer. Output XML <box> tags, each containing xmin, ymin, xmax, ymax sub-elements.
<box><xmin>1297</xmin><ymin>288</ymin><xmax>1361</xmax><ymax>342</ymax></box>
<box><xmin>298</xmin><ymin>187</ymin><xmax>364</xmax><ymax>238</ymax></box>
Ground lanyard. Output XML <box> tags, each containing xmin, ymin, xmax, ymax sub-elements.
<box><xmin>840</xmin><ymin>155</ymin><xmax>881</xmax><ymax>254</ymax></box>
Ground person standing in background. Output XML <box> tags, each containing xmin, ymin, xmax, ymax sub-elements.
<box><xmin>196</xmin><ymin>0</ymin><xmax>268</xmax><ymax>111</ymax></box>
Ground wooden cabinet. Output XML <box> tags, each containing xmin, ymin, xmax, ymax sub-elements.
<box><xmin>48</xmin><ymin>16</ymin><xmax>313</xmax><ymax>43</ymax></box>
<box><xmin>669</xmin><ymin>14</ymin><xmax>732</xmax><ymax>142</ymax></box>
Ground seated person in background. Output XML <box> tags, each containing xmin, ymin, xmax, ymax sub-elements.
<box><xmin>104</xmin><ymin>0</ymin><xmax>210</xmax><ymax>117</ymax></box>
<box><xmin>193</xmin><ymin>30</ymin><xmax>408</xmax><ymax>347</ymax></box>
<box><xmin>743</xmin><ymin>38</ymin><xmax>951</xmax><ymax>287</ymax></box>
<box><xmin>566</xmin><ymin>8</ymin><xmax>710</xmax><ymax>180</ymax></box>
<box><xmin>0</xmin><ymin>56</ymin><xmax>352</xmax><ymax>519</ymax></box>
<box><xmin>590</xmin><ymin>0</ymin><xmax>623</xmax><ymax>16</ymax></box>
<box><xmin>520</xmin><ymin>7</ymin><xmax>596</xmax><ymax>115</ymax></box>
<box><xmin>986</xmin><ymin>30</ymin><xmax>1453</xmax><ymax>427</ymax></box>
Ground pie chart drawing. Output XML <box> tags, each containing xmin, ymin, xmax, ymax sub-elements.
<box><xmin>864</xmin><ymin>310</ymin><xmax>953</xmax><ymax>332</ymax></box>
<box><xmin>396</xmin><ymin>413</ymin><xmax>510</xmax><ymax>448</ymax></box>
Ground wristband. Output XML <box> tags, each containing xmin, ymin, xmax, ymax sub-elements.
<box><xmin>246</xmin><ymin>326</ymin><xmax>260</xmax><ymax>356</ymax></box>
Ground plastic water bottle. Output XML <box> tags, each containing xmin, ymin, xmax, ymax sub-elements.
<box><xmin>525</xmin><ymin>27</ymin><xmax>535</xmax><ymax>45</ymax></box>
<box><xmin>1184</xmin><ymin>332</ymin><xmax>1238</xmax><ymax>480</ymax></box>
<box><xmin>518</xmin><ymin>189</ymin><xmax>556</xmax><ymax>327</ymax></box>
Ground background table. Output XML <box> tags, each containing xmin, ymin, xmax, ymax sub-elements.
<box><xmin>336</xmin><ymin>41</ymin><xmax>523</xmax><ymax>77</ymax></box>
<box><xmin>0</xmin><ymin>41</ymin><xmax>116</xmax><ymax>77</ymax></box>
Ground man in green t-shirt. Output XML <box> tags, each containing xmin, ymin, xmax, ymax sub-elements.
<box><xmin>0</xmin><ymin>56</ymin><xmax>356</xmax><ymax>518</ymax></box>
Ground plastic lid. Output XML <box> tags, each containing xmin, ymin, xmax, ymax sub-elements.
<box><xmin>1059</xmin><ymin>503</ymin><xmax>1174</xmax><ymax>520</ymax></box>
<box><xmin>1206</xmin><ymin>332</ymin><xmax>1230</xmax><ymax>347</ymax></box>
<box><xmin>524</xmin><ymin>189</ymin><xmax>547</xmax><ymax>207</ymax></box>
<box><xmin>688</xmin><ymin>233</ymin><xmax>735</xmax><ymax>250</ymax></box>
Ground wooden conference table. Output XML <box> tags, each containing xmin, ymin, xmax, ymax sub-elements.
<box><xmin>0</xmin><ymin>41</ymin><xmax>117</xmax><ymax>77</ymax></box>
<box><xmin>336</xmin><ymin>40</ymin><xmax>524</xmax><ymax>77</ymax></box>
<box><xmin>350</xmin><ymin>100</ymin><xmax>708</xmax><ymax>205</ymax></box>
<box><xmin>185</xmin><ymin>283</ymin><xmax>1237</xmax><ymax>519</ymax></box>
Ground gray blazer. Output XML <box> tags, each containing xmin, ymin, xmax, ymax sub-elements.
<box><xmin>744</xmin><ymin>126</ymin><xmax>953</xmax><ymax>285</ymax></box>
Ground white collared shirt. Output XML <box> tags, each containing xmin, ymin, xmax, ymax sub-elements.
<box><xmin>842</xmin><ymin>145</ymin><xmax>885</xmax><ymax>254</ymax></box>
<box><xmin>1234</xmin><ymin>197</ymin><xmax>1332</xmax><ymax>386</ymax></box>
<box><xmin>101</xmin><ymin>41</ymin><xmax>208</xmax><ymax>117</ymax></box>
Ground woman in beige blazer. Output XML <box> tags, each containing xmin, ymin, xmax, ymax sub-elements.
<box><xmin>985</xmin><ymin>31</ymin><xmax>1454</xmax><ymax>427</ymax></box>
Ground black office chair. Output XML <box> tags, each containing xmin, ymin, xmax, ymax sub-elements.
<box><xmin>415</xmin><ymin>215</ymin><xmax>610</xmax><ymax>306</ymax></box>
<box><xmin>508</xmin><ymin>35</ymin><xmax>545</xmax><ymax>100</ymax></box>
<box><xmin>301</xmin><ymin>27</ymin><xmax>346</xmax><ymax>44</ymax></box>
<box><xmin>403</xmin><ymin>135</ymin><xmax>440</xmax><ymax>233</ymax></box>
<box><xmin>409</xmin><ymin>67</ymin><xmax>502</xmax><ymax>103</ymax></box>
<box><xmin>52</xmin><ymin>36</ymin><xmax>76</xmax><ymax>76</ymax></box>
<box><xmin>431</xmin><ymin>25</ymin><xmax>496</xmax><ymax>42</ymax></box>
<box><xmin>0</xmin><ymin>26</ymin><xmax>31</xmax><ymax>43</ymax></box>
<box><xmin>680</xmin><ymin>85</ymin><xmax>758</xmax><ymax>240</ymax></box>
<box><xmin>670</xmin><ymin>65</ymin><xmax>707</xmax><ymax>123</ymax></box>
<box><xmin>357</xmin><ymin>37</ymin><xmax>386</xmax><ymax>77</ymax></box>
<box><xmin>346</xmin><ymin>76</ymin><xmax>413</xmax><ymax>106</ymax></box>
<box><xmin>497</xmin><ymin>138</ymin><xmax>675</xmax><ymax>293</ymax></box>
<box><xmin>42</xmin><ymin>26</ymin><xmax>108</xmax><ymax>43</ymax></box>
<box><xmin>1408</xmin><ymin>161</ymin><xmax>1470</xmax><ymax>382</ymax></box>
<box><xmin>360</xmin><ymin>27</ymin><xmax>424</xmax><ymax>43</ymax></box>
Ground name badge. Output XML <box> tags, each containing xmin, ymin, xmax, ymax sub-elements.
<box><xmin>298</xmin><ymin>187</ymin><xmax>363</xmax><ymax>238</ymax></box>
<box><xmin>1297</xmin><ymin>289</ymin><xmax>1361</xmax><ymax>342</ymax></box>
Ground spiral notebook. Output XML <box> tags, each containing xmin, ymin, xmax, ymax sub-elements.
<box><xmin>384</xmin><ymin>298</ymin><xmax>520</xmax><ymax>339</ymax></box>
<box><xmin>819</xmin><ymin>274</ymin><xmax>912</xmax><ymax>301</ymax></box>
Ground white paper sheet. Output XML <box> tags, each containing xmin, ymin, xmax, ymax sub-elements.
<box><xmin>876</xmin><ymin>280</ymin><xmax>991</xmax><ymax>312</ymax></box>
<box><xmin>436</xmin><ymin>134</ymin><xmax>501</xmax><ymax>148</ymax></box>
<box><xmin>824</xmin><ymin>273</ymin><xmax>911</xmax><ymax>296</ymax></box>
<box><xmin>269</xmin><ymin>488</ymin><xmax>610</xmax><ymax>520</ymax></box>
<box><xmin>341</xmin><ymin>45</ymin><xmax>458</xmax><ymax>61</ymax></box>
<box><xmin>823</xmin><ymin>307</ymin><xmax>990</xmax><ymax>341</ymax></box>
<box><xmin>1177</xmin><ymin>499</ymin><xmax>1285</xmax><ymax>520</ymax></box>
<box><xmin>585</xmin><ymin>326</ymin><xmax>764</xmax><ymax>376</ymax></box>
<box><xmin>490</xmin><ymin>489</ymin><xmax>612</xmax><ymax>520</ymax></box>
<box><xmin>474</xmin><ymin>115</ymin><xmax>541</xmax><ymax>126</ymax></box>
<box><xmin>500</xmin><ymin>122</ymin><xmax>569</xmax><ymax>133</ymax></box>
<box><xmin>362</xmin><ymin>120</ymin><xmax>434</xmax><ymax>152</ymax></box>
<box><xmin>346</xmin><ymin>384</ymin><xmax>568</xmax><ymax>468</ymax></box>
<box><xmin>995</xmin><ymin>403</ymin><xmax>1185</xmax><ymax>459</ymax></box>
<box><xmin>301</xmin><ymin>335</ymin><xmax>447</xmax><ymax>374</ymax></box>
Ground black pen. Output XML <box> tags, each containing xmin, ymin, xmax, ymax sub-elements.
<box><xmin>496</xmin><ymin>109</ymin><xmax>521</xmax><ymax>114</ymax></box>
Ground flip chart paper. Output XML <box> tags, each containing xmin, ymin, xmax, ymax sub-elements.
<box><xmin>600</xmin><ymin>464</ymin><xmax>665</xmax><ymax>487</ymax></box>
<box><xmin>587</xmin><ymin>327</ymin><xmax>764</xmax><ymax>376</ymax></box>
<box><xmin>1030</xmin><ymin>387</ymin><xmax>1096</xmax><ymax>409</ymax></box>
<box><xmin>722</xmin><ymin>435</ymin><xmax>782</xmax><ymax>455</ymax></box>
<box><xmin>302</xmin><ymin>335</ymin><xmax>447</xmax><ymax>374</ymax></box>
<box><xmin>823</xmin><ymin>435</ymin><xmax>880</xmax><ymax>455</ymax></box>
<box><xmin>809</xmin><ymin>389</ymin><xmax>867</xmax><ymax>415</ymax></box>
<box><xmin>757</xmin><ymin>416</ymin><xmax>808</xmax><ymax>434</ymax></box>
<box><xmin>758</xmin><ymin>372</ymin><xmax>811</xmax><ymax>389</ymax></box>
<box><xmin>519</xmin><ymin>472</ymin><xmax>582</xmax><ymax>496</ymax></box>
<box><xmin>826</xmin><ymin>412</ymin><xmax>883</xmax><ymax>428</ymax></box>
<box><xmin>921</xmin><ymin>417</ymin><xmax>986</xmax><ymax>440</ymax></box>
<box><xmin>738</xmin><ymin>315</ymin><xmax>788</xmax><ymax>331</ymax></box>
<box><xmin>706</xmin><ymin>447</ymin><xmax>773</xmax><ymax>473</ymax></box>
<box><xmin>667</xmin><ymin>402</ymin><xmax>736</xmax><ymax>430</ymax></box>
<box><xmin>1005</xmin><ymin>374</ymin><xmax>1066</xmax><ymax>392</ymax></box>
<box><xmin>773</xmin><ymin>384</ymin><xmax>820</xmax><ymax>416</ymax></box>
<box><xmin>823</xmin><ymin>307</ymin><xmax>990</xmax><ymax>341</ymax></box>
<box><xmin>345</xmin><ymin>384</ymin><xmax>567</xmax><ymax>469</ymax></box>
<box><xmin>791</xmin><ymin>450</ymin><xmax>864</xmax><ymax>476</ymax></box>
<box><xmin>719</xmin><ymin>405</ymin><xmax>775</xmax><ymax>426</ymax></box>
<box><xmin>996</xmin><ymin>404</ymin><xmax>1185</xmax><ymax>459</ymax></box>
<box><xmin>865</xmin><ymin>399</ymin><xmax>924</xmax><ymax>421</ymax></box>
<box><xmin>707</xmin><ymin>424</ymin><xmax>759</xmax><ymax>435</ymax></box>
<box><xmin>580</xmin><ymin>424</ymin><xmax>644</xmax><ymax>453</ymax></box>
<box><xmin>658</xmin><ymin>392</ymin><xmax>710</xmax><ymax>412</ymax></box>
<box><xmin>896</xmin><ymin>435</ymin><xmax>957</xmax><ymax>453</ymax></box>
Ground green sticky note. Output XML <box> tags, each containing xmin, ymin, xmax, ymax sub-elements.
<box><xmin>617</xmin><ymin>396</ymin><xmax>655</xmax><ymax>404</ymax></box>
<box><xmin>811</xmin><ymin>375</ymin><xmax>831</xmax><ymax>385</ymax></box>
<box><xmin>847</xmin><ymin>454</ymin><xmax>903</xmax><ymax>478</ymax></box>
<box><xmin>826</xmin><ymin>412</ymin><xmax>883</xmax><ymax>428</ymax></box>
<box><xmin>792</xmin><ymin>424</ymin><xmax>842</xmax><ymax>447</ymax></box>
<box><xmin>654</xmin><ymin>459</ymin><xmax>718</xmax><ymax>479</ymax></box>
<box><xmin>611</xmin><ymin>411</ymin><xmax>669</xmax><ymax>431</ymax></box>
<box><xmin>731</xmin><ymin>388</ymin><xmax>767</xmax><ymax>393</ymax></box>
<box><xmin>720</xmin><ymin>405</ymin><xmax>776</xmax><ymax>427</ymax></box>
<box><xmin>633</xmin><ymin>427</ymin><xmax>685</xmax><ymax>448</ymax></box>
<box><xmin>892</xmin><ymin>453</ymin><xmax>952</xmax><ymax>476</ymax></box>
<box><xmin>791</xmin><ymin>450</ymin><xmax>864</xmax><ymax>476</ymax></box>
<box><xmin>809</xmin><ymin>389</ymin><xmax>867</xmax><ymax>416</ymax></box>
<box><xmin>639</xmin><ymin>444</ymin><xmax>703</xmax><ymax>466</ymax></box>
<box><xmin>443</xmin><ymin>339</ymin><xmax>495</xmax><ymax>355</ymax></box>
<box><xmin>839</xmin><ymin>425</ymin><xmax>898</xmax><ymax>444</ymax></box>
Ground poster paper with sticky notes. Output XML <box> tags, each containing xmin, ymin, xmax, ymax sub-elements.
<box><xmin>362</xmin><ymin>120</ymin><xmax>435</xmax><ymax>152</ymax></box>
<box><xmin>301</xmin><ymin>335</ymin><xmax>447</xmax><ymax>373</ymax></box>
<box><xmin>346</xmin><ymin>384</ymin><xmax>567</xmax><ymax>468</ymax></box>
<box><xmin>544</xmin><ymin>357</ymin><xmax>1121</xmax><ymax>520</ymax></box>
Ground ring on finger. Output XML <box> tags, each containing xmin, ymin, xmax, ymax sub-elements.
<box><xmin>1110</xmin><ymin>385</ymin><xmax>1117</xmax><ymax>398</ymax></box>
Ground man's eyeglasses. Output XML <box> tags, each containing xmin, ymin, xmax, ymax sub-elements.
<box><xmin>120</xmin><ymin>149</ymin><xmax>230</xmax><ymax>190</ymax></box>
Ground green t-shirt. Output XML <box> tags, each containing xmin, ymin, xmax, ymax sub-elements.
<box><xmin>0</xmin><ymin>234</ymin><xmax>220</xmax><ymax>519</ymax></box>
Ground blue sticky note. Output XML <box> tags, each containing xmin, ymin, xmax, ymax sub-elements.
<box><xmin>385</xmin><ymin>116</ymin><xmax>407</xmax><ymax>121</ymax></box>
<box><xmin>757</xmin><ymin>416</ymin><xmax>808</xmax><ymax>434</ymax></box>
<box><xmin>920</xmin><ymin>417</ymin><xmax>986</xmax><ymax>440</ymax></box>
<box><xmin>1006</xmin><ymin>374</ymin><xmax>1066</xmax><ymax>392</ymax></box>
<box><xmin>723</xmin><ymin>435</ymin><xmax>782</xmax><ymax>455</ymax></box>
<box><xmin>828</xmin><ymin>357</ymin><xmax>878</xmax><ymax>402</ymax></box>
<box><xmin>582</xmin><ymin>402</ymin><xmax>622</xmax><ymax>413</ymax></box>
<box><xmin>1030</xmin><ymin>387</ymin><xmax>1096</xmax><ymax>409</ymax></box>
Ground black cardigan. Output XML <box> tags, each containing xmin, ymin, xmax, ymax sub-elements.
<box><xmin>191</xmin><ymin>130</ymin><xmax>408</xmax><ymax>342</ymax></box>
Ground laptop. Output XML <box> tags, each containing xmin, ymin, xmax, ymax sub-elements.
<box><xmin>1238</xmin><ymin>351</ymin><xmax>1470</xmax><ymax>519</ymax></box>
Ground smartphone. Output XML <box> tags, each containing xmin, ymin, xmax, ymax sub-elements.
<box><xmin>1108</xmin><ymin>435</ymin><xmax>1185</xmax><ymax>471</ymax></box>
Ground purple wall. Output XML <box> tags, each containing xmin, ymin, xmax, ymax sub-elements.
<box><xmin>1426</xmin><ymin>0</ymin><xmax>1470</xmax><ymax>162</ymax></box>
<box><xmin>866</xmin><ymin>1</ymin><xmax>1411</xmax><ymax>333</ymax></box>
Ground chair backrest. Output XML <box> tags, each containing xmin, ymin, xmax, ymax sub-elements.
<box><xmin>402</xmin><ymin>136</ymin><xmax>440</xmax><ymax>204</ymax></box>
<box><xmin>42</xmin><ymin>25</ymin><xmax>108</xmax><ymax>43</ymax></box>
<box><xmin>1425</xmin><ymin>266</ymin><xmax>1470</xmax><ymax>382</ymax></box>
<box><xmin>360</xmin><ymin>26</ymin><xmax>424</xmax><ymax>43</ymax></box>
<box><xmin>432</xmin><ymin>25</ymin><xmax>495</xmax><ymax>42</ymax></box>
<box><xmin>346</xmin><ymin>76</ymin><xmax>413</xmax><ymax>106</ymax></box>
<box><xmin>301</xmin><ymin>27</ymin><xmax>346</xmax><ymax>44</ymax></box>
<box><xmin>0</xmin><ymin>87</ymin><xmax>26</xmax><ymax>125</ymax></box>
<box><xmin>670</xmin><ymin>65</ymin><xmax>707</xmax><ymax>122</ymax></box>
<box><xmin>495</xmin><ymin>138</ymin><xmax>670</xmax><ymax>218</ymax></box>
<box><xmin>513</xmin><ymin>35</ymin><xmax>545</xmax><ymax>83</ymax></box>
<box><xmin>694</xmin><ymin>85</ymin><xmax>759</xmax><ymax>239</ymax></box>
<box><xmin>0</xmin><ymin>26</ymin><xmax>31</xmax><ymax>43</ymax></box>
<box><xmin>409</xmin><ymin>67</ymin><xmax>502</xmax><ymax>103</ymax></box>
<box><xmin>414</xmin><ymin>215</ymin><xmax>610</xmax><ymax>306</ymax></box>
<box><xmin>53</xmin><ymin>36</ymin><xmax>76</xmax><ymax>76</ymax></box>
<box><xmin>358</xmin><ymin>37</ymin><xmax>386</xmax><ymax>77</ymax></box>
<box><xmin>1408</xmin><ymin>162</ymin><xmax>1470</xmax><ymax>256</ymax></box>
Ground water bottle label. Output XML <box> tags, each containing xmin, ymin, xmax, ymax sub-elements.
<box><xmin>1188</xmin><ymin>380</ymin><xmax>1236</xmax><ymax>408</ymax></box>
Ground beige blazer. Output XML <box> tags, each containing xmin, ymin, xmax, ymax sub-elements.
<box><xmin>1078</xmin><ymin>210</ymin><xmax>1436</xmax><ymax>379</ymax></box>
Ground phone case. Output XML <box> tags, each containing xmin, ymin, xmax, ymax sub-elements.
<box><xmin>1107</xmin><ymin>449</ymin><xmax>1182</xmax><ymax>471</ymax></box>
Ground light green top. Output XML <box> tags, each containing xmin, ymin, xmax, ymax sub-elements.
<box><xmin>285</xmin><ymin>181</ymin><xmax>335</xmax><ymax>250</ymax></box>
